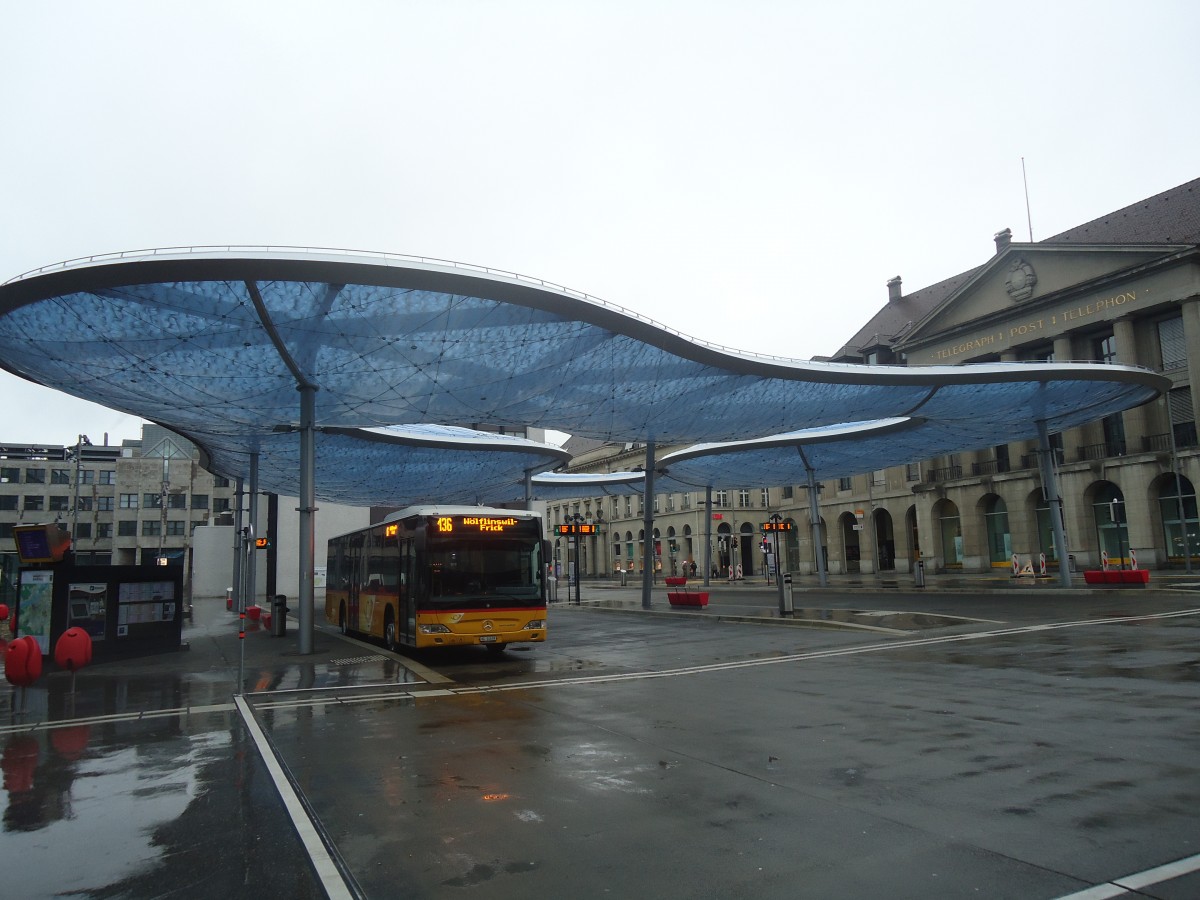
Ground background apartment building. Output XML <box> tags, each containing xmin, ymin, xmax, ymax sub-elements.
<box><xmin>0</xmin><ymin>424</ymin><xmax>237</xmax><ymax>603</ymax></box>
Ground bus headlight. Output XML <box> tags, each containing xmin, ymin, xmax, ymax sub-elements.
<box><xmin>419</xmin><ymin>623</ymin><xmax>452</xmax><ymax>634</ymax></box>
<box><xmin>525</xmin><ymin>620</ymin><xmax>545</xmax><ymax>630</ymax></box>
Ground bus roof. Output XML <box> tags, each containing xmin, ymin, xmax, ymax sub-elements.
<box><xmin>382</xmin><ymin>505</ymin><xmax>542</xmax><ymax>524</ymax></box>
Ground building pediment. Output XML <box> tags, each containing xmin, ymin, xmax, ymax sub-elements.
<box><xmin>899</xmin><ymin>243</ymin><xmax>1195</xmax><ymax>363</ymax></box>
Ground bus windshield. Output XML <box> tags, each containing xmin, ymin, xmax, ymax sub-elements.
<box><xmin>424</xmin><ymin>538</ymin><xmax>542</xmax><ymax>608</ymax></box>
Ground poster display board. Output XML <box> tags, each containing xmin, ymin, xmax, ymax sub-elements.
<box><xmin>15</xmin><ymin>564</ymin><xmax>183</xmax><ymax>659</ymax></box>
<box><xmin>17</xmin><ymin>570</ymin><xmax>54</xmax><ymax>654</ymax></box>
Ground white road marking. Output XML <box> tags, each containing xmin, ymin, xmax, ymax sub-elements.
<box><xmin>1055</xmin><ymin>851</ymin><xmax>1200</xmax><ymax>899</ymax></box>
<box><xmin>234</xmin><ymin>695</ymin><xmax>355</xmax><ymax>900</ymax></box>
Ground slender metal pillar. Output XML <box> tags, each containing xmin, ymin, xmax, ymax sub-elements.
<box><xmin>247</xmin><ymin>452</ymin><xmax>259</xmax><ymax>608</ymax></box>
<box><xmin>233</xmin><ymin>477</ymin><xmax>245</xmax><ymax>612</ymax></box>
<box><xmin>1036</xmin><ymin>420</ymin><xmax>1073</xmax><ymax>588</ymax></box>
<box><xmin>641</xmin><ymin>441</ymin><xmax>655</xmax><ymax>609</ymax></box>
<box><xmin>298</xmin><ymin>385</ymin><xmax>317</xmax><ymax>654</ymax></box>
<box><xmin>800</xmin><ymin>449</ymin><xmax>828</xmax><ymax>588</ymax></box>
<box><xmin>524</xmin><ymin>469</ymin><xmax>534</xmax><ymax>512</ymax></box>
<box><xmin>703</xmin><ymin>485</ymin><xmax>713</xmax><ymax>587</ymax></box>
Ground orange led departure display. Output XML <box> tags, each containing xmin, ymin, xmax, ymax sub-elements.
<box><xmin>761</xmin><ymin>521</ymin><xmax>793</xmax><ymax>531</ymax></box>
<box><xmin>556</xmin><ymin>523</ymin><xmax>597</xmax><ymax>535</ymax></box>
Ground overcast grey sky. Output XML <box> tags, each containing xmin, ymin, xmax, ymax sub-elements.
<box><xmin>2</xmin><ymin>0</ymin><xmax>1198</xmax><ymax>447</ymax></box>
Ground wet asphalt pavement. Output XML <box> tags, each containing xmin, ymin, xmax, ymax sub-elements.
<box><xmin>2</xmin><ymin>576</ymin><xmax>1199</xmax><ymax>899</ymax></box>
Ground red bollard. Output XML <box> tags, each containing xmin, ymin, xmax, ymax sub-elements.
<box><xmin>5</xmin><ymin>636</ymin><xmax>42</xmax><ymax>687</ymax></box>
<box><xmin>54</xmin><ymin>628</ymin><xmax>93</xmax><ymax>672</ymax></box>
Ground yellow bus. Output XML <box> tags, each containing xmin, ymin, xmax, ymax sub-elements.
<box><xmin>325</xmin><ymin>506</ymin><xmax>547</xmax><ymax>652</ymax></box>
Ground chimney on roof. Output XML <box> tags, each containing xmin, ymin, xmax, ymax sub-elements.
<box><xmin>887</xmin><ymin>276</ymin><xmax>902</xmax><ymax>302</ymax></box>
<box><xmin>994</xmin><ymin>227</ymin><xmax>1012</xmax><ymax>254</ymax></box>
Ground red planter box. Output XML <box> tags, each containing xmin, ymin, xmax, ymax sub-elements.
<box><xmin>664</xmin><ymin>577</ymin><xmax>688</xmax><ymax>587</ymax></box>
<box><xmin>1083</xmin><ymin>569</ymin><xmax>1151</xmax><ymax>585</ymax></box>
<box><xmin>668</xmin><ymin>591</ymin><xmax>708</xmax><ymax>607</ymax></box>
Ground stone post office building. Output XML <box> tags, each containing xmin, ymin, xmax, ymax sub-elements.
<box><xmin>545</xmin><ymin>177</ymin><xmax>1200</xmax><ymax>578</ymax></box>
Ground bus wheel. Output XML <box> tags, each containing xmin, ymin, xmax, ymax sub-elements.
<box><xmin>384</xmin><ymin>608</ymin><xmax>397</xmax><ymax>652</ymax></box>
<box><xmin>339</xmin><ymin>603</ymin><xmax>347</xmax><ymax>635</ymax></box>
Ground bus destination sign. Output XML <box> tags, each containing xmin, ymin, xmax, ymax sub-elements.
<box><xmin>438</xmin><ymin>516</ymin><xmax>521</xmax><ymax>533</ymax></box>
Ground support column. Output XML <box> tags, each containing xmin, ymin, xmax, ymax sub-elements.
<box><xmin>232</xmin><ymin>477</ymin><xmax>245</xmax><ymax>612</ymax></box>
<box><xmin>641</xmin><ymin>442</ymin><xmax>655</xmax><ymax>609</ymax></box>
<box><xmin>800</xmin><ymin>449</ymin><xmax>828</xmax><ymax>587</ymax></box>
<box><xmin>247</xmin><ymin>451</ymin><xmax>259</xmax><ymax>608</ymax></box>
<box><xmin>298</xmin><ymin>384</ymin><xmax>317</xmax><ymax>654</ymax></box>
<box><xmin>1181</xmin><ymin>298</ymin><xmax>1200</xmax><ymax>427</ymax></box>
<box><xmin>1113</xmin><ymin>316</ymin><xmax>1148</xmax><ymax>443</ymax></box>
<box><xmin>1037</xmin><ymin>420</ymin><xmax>1073</xmax><ymax>588</ymax></box>
<box><xmin>703</xmin><ymin>486</ymin><xmax>712</xmax><ymax>587</ymax></box>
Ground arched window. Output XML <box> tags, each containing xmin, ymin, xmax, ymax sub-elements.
<box><xmin>1159</xmin><ymin>474</ymin><xmax>1199</xmax><ymax>562</ymax></box>
<box><xmin>983</xmin><ymin>495</ymin><xmax>1011</xmax><ymax>566</ymax></box>
<box><xmin>1092</xmin><ymin>483</ymin><xmax>1128</xmax><ymax>566</ymax></box>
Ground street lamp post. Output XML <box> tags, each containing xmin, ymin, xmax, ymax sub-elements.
<box><xmin>768</xmin><ymin>513</ymin><xmax>788</xmax><ymax>616</ymax></box>
<box><xmin>71</xmin><ymin>434</ymin><xmax>91</xmax><ymax>561</ymax></box>
<box><xmin>564</xmin><ymin>513</ymin><xmax>584</xmax><ymax>605</ymax></box>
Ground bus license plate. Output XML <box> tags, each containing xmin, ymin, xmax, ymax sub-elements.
<box><xmin>478</xmin><ymin>635</ymin><xmax>498</xmax><ymax>643</ymax></box>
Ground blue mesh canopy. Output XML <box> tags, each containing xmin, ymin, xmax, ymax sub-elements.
<box><xmin>0</xmin><ymin>249</ymin><xmax>1169</xmax><ymax>505</ymax></box>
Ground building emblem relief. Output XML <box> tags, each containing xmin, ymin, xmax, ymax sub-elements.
<box><xmin>1005</xmin><ymin>258</ymin><xmax>1038</xmax><ymax>302</ymax></box>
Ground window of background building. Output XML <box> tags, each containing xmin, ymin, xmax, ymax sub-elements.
<box><xmin>49</xmin><ymin>496</ymin><xmax>69</xmax><ymax>511</ymax></box>
<box><xmin>906</xmin><ymin>463</ymin><xmax>922</xmax><ymax>482</ymax></box>
<box><xmin>760</xmin><ymin>489</ymin><xmax>770</xmax><ymax>507</ymax></box>
<box><xmin>168</xmin><ymin>493</ymin><xmax>186</xmax><ymax>509</ymax></box>
<box><xmin>98</xmin><ymin>497</ymin><xmax>114</xmax><ymax>511</ymax></box>
<box><xmin>97</xmin><ymin>523</ymin><xmax>112</xmax><ymax>539</ymax></box>
<box><xmin>78</xmin><ymin>497</ymin><xmax>93</xmax><ymax>511</ymax></box>
<box><xmin>99</xmin><ymin>470</ymin><xmax>116</xmax><ymax>485</ymax></box>
<box><xmin>872</xmin><ymin>470</ymin><xmax>887</xmax><ymax>487</ymax></box>
<box><xmin>738</xmin><ymin>490</ymin><xmax>751</xmax><ymax>508</ymax></box>
<box><xmin>653</xmin><ymin>496</ymin><xmax>660</xmax><ymax>513</ymax></box>
<box><xmin>0</xmin><ymin>496</ymin><xmax>16</xmax><ymax>510</ymax></box>
<box><xmin>1170</xmin><ymin>387</ymin><xmax>1198</xmax><ymax>447</ymax></box>
<box><xmin>0</xmin><ymin>523</ymin><xmax>12</xmax><ymax>539</ymax></box>
<box><xmin>191</xmin><ymin>521</ymin><xmax>205</xmax><ymax>533</ymax></box>
<box><xmin>51</xmin><ymin>469</ymin><xmax>71</xmax><ymax>484</ymax></box>
<box><xmin>611</xmin><ymin>497</ymin><xmax>619</xmax><ymax>518</ymax></box>
<box><xmin>1158</xmin><ymin>316</ymin><xmax>1185</xmax><ymax>370</ymax></box>
<box><xmin>714</xmin><ymin>491</ymin><xmax>728</xmax><ymax>507</ymax></box>
<box><xmin>214</xmin><ymin>477</ymin><xmax>230</xmax><ymax>488</ymax></box>
<box><xmin>79</xmin><ymin>470</ymin><xmax>94</xmax><ymax>484</ymax></box>
<box><xmin>25</xmin><ymin>469</ymin><xmax>45</xmax><ymax>484</ymax></box>
<box><xmin>117</xmin><ymin>520</ymin><xmax>137</xmax><ymax>536</ymax></box>
<box><xmin>624</xmin><ymin>497</ymin><xmax>632</xmax><ymax>517</ymax></box>
<box><xmin>142</xmin><ymin>521</ymin><xmax>162</xmax><ymax>536</ymax></box>
<box><xmin>782</xmin><ymin>486</ymin><xmax>793</xmax><ymax>500</ymax></box>
<box><xmin>1094</xmin><ymin>333</ymin><xmax>1118</xmax><ymax>364</ymax></box>
<box><xmin>166</xmin><ymin>520</ymin><xmax>186</xmax><ymax>536</ymax></box>
<box><xmin>119</xmin><ymin>493</ymin><xmax>138</xmax><ymax>509</ymax></box>
<box><xmin>0</xmin><ymin>467</ymin><xmax>19</xmax><ymax>483</ymax></box>
<box><xmin>144</xmin><ymin>493</ymin><xmax>162</xmax><ymax>508</ymax></box>
<box><xmin>76</xmin><ymin>523</ymin><xmax>92</xmax><ymax>538</ymax></box>
<box><xmin>213</xmin><ymin>498</ymin><xmax>231</xmax><ymax>513</ymax></box>
<box><xmin>192</xmin><ymin>494</ymin><xmax>209</xmax><ymax>509</ymax></box>
<box><xmin>24</xmin><ymin>496</ymin><xmax>44</xmax><ymax>511</ymax></box>
<box><xmin>838</xmin><ymin>476</ymin><xmax>853</xmax><ymax>491</ymax></box>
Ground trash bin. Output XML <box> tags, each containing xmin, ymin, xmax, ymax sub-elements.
<box><xmin>914</xmin><ymin>559</ymin><xmax>926</xmax><ymax>588</ymax></box>
<box><xmin>226</xmin><ymin>587</ymin><xmax>233</xmax><ymax>611</ymax></box>
<box><xmin>271</xmin><ymin>594</ymin><xmax>288</xmax><ymax>637</ymax></box>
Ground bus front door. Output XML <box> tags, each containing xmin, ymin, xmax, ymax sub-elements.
<box><xmin>400</xmin><ymin>538</ymin><xmax>416</xmax><ymax>645</ymax></box>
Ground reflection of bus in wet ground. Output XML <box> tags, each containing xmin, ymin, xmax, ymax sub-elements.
<box><xmin>325</xmin><ymin>506</ymin><xmax>547</xmax><ymax>653</ymax></box>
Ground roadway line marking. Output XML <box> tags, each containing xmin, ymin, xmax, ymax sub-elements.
<box><xmin>234</xmin><ymin>695</ymin><xmax>355</xmax><ymax>900</ymax></box>
<box><xmin>1056</xmin><ymin>851</ymin><xmax>1200</xmax><ymax>899</ymax></box>
<box><xmin>248</xmin><ymin>607</ymin><xmax>1200</xmax><ymax>713</ymax></box>
<box><xmin>0</xmin><ymin>702</ymin><xmax>238</xmax><ymax>737</ymax></box>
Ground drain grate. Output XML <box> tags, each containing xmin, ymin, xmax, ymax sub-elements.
<box><xmin>328</xmin><ymin>654</ymin><xmax>387</xmax><ymax>667</ymax></box>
